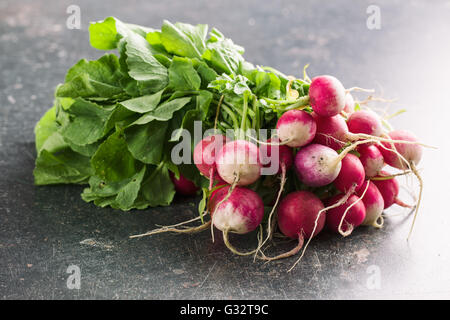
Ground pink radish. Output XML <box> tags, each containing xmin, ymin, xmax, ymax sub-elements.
<box><xmin>278</xmin><ymin>191</ymin><xmax>326</xmax><ymax>240</ymax></box>
<box><xmin>333</xmin><ymin>153</ymin><xmax>365</xmax><ymax>193</ymax></box>
<box><xmin>356</xmin><ymin>181</ymin><xmax>384</xmax><ymax>227</ymax></box>
<box><xmin>312</xmin><ymin>113</ymin><xmax>349</xmax><ymax>150</ymax></box>
<box><xmin>208</xmin><ymin>185</ymin><xmax>264</xmax><ymax>255</ymax></box>
<box><xmin>309</xmin><ymin>75</ymin><xmax>346</xmax><ymax>117</ymax></box>
<box><xmin>193</xmin><ymin>134</ymin><xmax>229</xmax><ymax>183</ymax></box>
<box><xmin>372</xmin><ymin>171</ymin><xmax>411</xmax><ymax>209</ymax></box>
<box><xmin>378</xmin><ymin>130</ymin><xmax>424</xmax><ymax>239</ymax></box>
<box><xmin>216</xmin><ymin>140</ymin><xmax>262</xmax><ymax>186</ymax></box>
<box><xmin>256</xmin><ymin>138</ymin><xmax>294</xmax><ymax>255</ymax></box>
<box><xmin>326</xmin><ymin>194</ymin><xmax>366</xmax><ymax>234</ymax></box>
<box><xmin>358</xmin><ymin>144</ymin><xmax>384</xmax><ymax>177</ymax></box>
<box><xmin>343</xmin><ymin>93</ymin><xmax>355</xmax><ymax>114</ymax></box>
<box><xmin>294</xmin><ymin>144</ymin><xmax>342</xmax><ymax>187</ymax></box>
<box><xmin>169</xmin><ymin>172</ymin><xmax>199</xmax><ymax>196</ymax></box>
<box><xmin>260</xmin><ymin>191</ymin><xmax>326</xmax><ymax>262</ymax></box>
<box><xmin>259</xmin><ymin>138</ymin><xmax>293</xmax><ymax>174</ymax></box>
<box><xmin>347</xmin><ymin>109</ymin><xmax>383</xmax><ymax>137</ymax></box>
<box><xmin>276</xmin><ymin>109</ymin><xmax>316</xmax><ymax>147</ymax></box>
<box><xmin>379</xmin><ymin>130</ymin><xmax>422</xmax><ymax>170</ymax></box>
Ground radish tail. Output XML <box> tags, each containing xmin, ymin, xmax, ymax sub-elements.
<box><xmin>129</xmin><ymin>220</ymin><xmax>211</xmax><ymax>239</ymax></box>
<box><xmin>407</xmin><ymin>162</ymin><xmax>423</xmax><ymax>241</ymax></box>
<box><xmin>222</xmin><ymin>225</ymin><xmax>263</xmax><ymax>256</ymax></box>
<box><xmin>259</xmin><ymin>232</ymin><xmax>304</xmax><ymax>262</ymax></box>
<box><xmin>254</xmin><ymin>165</ymin><xmax>287</xmax><ymax>261</ymax></box>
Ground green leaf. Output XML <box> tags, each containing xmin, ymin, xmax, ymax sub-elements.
<box><xmin>125</xmin><ymin>33</ymin><xmax>169</xmax><ymax>94</ymax></box>
<box><xmin>34</xmin><ymin>104</ymin><xmax>58</xmax><ymax>153</ymax></box>
<box><xmin>89</xmin><ymin>17</ymin><xmax>121</xmax><ymax>50</ymax></box>
<box><xmin>89</xmin><ymin>17</ymin><xmax>154</xmax><ymax>50</ymax></box>
<box><xmin>202</xmin><ymin>29</ymin><xmax>244</xmax><ymax>74</ymax></box>
<box><xmin>168</xmin><ymin>57</ymin><xmax>201</xmax><ymax>91</ymax></box>
<box><xmin>160</xmin><ymin>20</ymin><xmax>208</xmax><ymax>59</ymax></box>
<box><xmin>196</xmin><ymin>90</ymin><xmax>213</xmax><ymax>120</ymax></box>
<box><xmin>91</xmin><ymin>130</ymin><xmax>136</xmax><ymax>182</ymax></box>
<box><xmin>125</xmin><ymin>121</ymin><xmax>168</xmax><ymax>164</ymax></box>
<box><xmin>34</xmin><ymin>149</ymin><xmax>92</xmax><ymax>185</ymax></box>
<box><xmin>119</xmin><ymin>89</ymin><xmax>164</xmax><ymax>113</ymax></box>
<box><xmin>56</xmin><ymin>54</ymin><xmax>124</xmax><ymax>99</ymax></box>
<box><xmin>60</xmin><ymin>98</ymin><xmax>115</xmax><ymax>146</ymax></box>
<box><xmin>141</xmin><ymin>163</ymin><xmax>176</xmax><ymax>207</ymax></box>
<box><xmin>132</xmin><ymin>97</ymin><xmax>192</xmax><ymax>125</ymax></box>
<box><xmin>194</xmin><ymin>60</ymin><xmax>218</xmax><ymax>88</ymax></box>
<box><xmin>114</xmin><ymin>166</ymin><xmax>147</xmax><ymax>210</ymax></box>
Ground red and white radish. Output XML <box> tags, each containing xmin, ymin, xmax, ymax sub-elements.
<box><xmin>379</xmin><ymin>130</ymin><xmax>422</xmax><ymax>170</ymax></box>
<box><xmin>326</xmin><ymin>194</ymin><xmax>366</xmax><ymax>235</ymax></box>
<box><xmin>193</xmin><ymin>134</ymin><xmax>229</xmax><ymax>185</ymax></box>
<box><xmin>312</xmin><ymin>113</ymin><xmax>350</xmax><ymax>150</ymax></box>
<box><xmin>333</xmin><ymin>153</ymin><xmax>365</xmax><ymax>193</ymax></box>
<box><xmin>343</xmin><ymin>93</ymin><xmax>355</xmax><ymax>114</ymax></box>
<box><xmin>378</xmin><ymin>130</ymin><xmax>424</xmax><ymax>238</ymax></box>
<box><xmin>216</xmin><ymin>140</ymin><xmax>262</xmax><ymax>186</ymax></box>
<box><xmin>278</xmin><ymin>191</ymin><xmax>326</xmax><ymax>240</ymax></box>
<box><xmin>256</xmin><ymin>138</ymin><xmax>294</xmax><ymax>256</ymax></box>
<box><xmin>372</xmin><ymin>171</ymin><xmax>411</xmax><ymax>209</ymax></box>
<box><xmin>309</xmin><ymin>75</ymin><xmax>346</xmax><ymax>117</ymax></box>
<box><xmin>260</xmin><ymin>191</ymin><xmax>325</xmax><ymax>262</ymax></box>
<box><xmin>259</xmin><ymin>138</ymin><xmax>293</xmax><ymax>174</ymax></box>
<box><xmin>276</xmin><ymin>109</ymin><xmax>316</xmax><ymax>147</ymax></box>
<box><xmin>356</xmin><ymin>180</ymin><xmax>385</xmax><ymax>228</ymax></box>
<box><xmin>347</xmin><ymin>109</ymin><xmax>383</xmax><ymax>137</ymax></box>
<box><xmin>169</xmin><ymin>172</ymin><xmax>199</xmax><ymax>196</ymax></box>
<box><xmin>358</xmin><ymin>144</ymin><xmax>384</xmax><ymax>177</ymax></box>
<box><xmin>208</xmin><ymin>185</ymin><xmax>264</xmax><ymax>255</ymax></box>
<box><xmin>294</xmin><ymin>144</ymin><xmax>342</xmax><ymax>187</ymax></box>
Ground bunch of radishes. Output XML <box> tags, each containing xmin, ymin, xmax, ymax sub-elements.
<box><xmin>136</xmin><ymin>75</ymin><xmax>425</xmax><ymax>270</ymax></box>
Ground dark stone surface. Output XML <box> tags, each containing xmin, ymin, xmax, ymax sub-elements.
<box><xmin>1</xmin><ymin>0</ymin><xmax>449</xmax><ymax>299</ymax></box>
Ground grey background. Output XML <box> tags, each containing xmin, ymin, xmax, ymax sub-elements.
<box><xmin>1</xmin><ymin>0</ymin><xmax>449</xmax><ymax>299</ymax></box>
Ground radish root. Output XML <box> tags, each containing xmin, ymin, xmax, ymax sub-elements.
<box><xmin>259</xmin><ymin>232</ymin><xmax>304</xmax><ymax>262</ymax></box>
<box><xmin>129</xmin><ymin>220</ymin><xmax>211</xmax><ymax>239</ymax></box>
<box><xmin>222</xmin><ymin>225</ymin><xmax>263</xmax><ymax>256</ymax></box>
<box><xmin>254</xmin><ymin>165</ymin><xmax>287</xmax><ymax>261</ymax></box>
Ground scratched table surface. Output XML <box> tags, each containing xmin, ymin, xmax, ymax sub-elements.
<box><xmin>1</xmin><ymin>0</ymin><xmax>450</xmax><ymax>300</ymax></box>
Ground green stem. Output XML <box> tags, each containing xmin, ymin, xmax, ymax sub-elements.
<box><xmin>221</xmin><ymin>104</ymin><xmax>239</xmax><ymax>131</ymax></box>
<box><xmin>240</xmin><ymin>94</ymin><xmax>249</xmax><ymax>140</ymax></box>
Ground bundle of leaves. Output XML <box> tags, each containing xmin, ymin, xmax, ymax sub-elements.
<box><xmin>34</xmin><ymin>17</ymin><xmax>310</xmax><ymax>210</ymax></box>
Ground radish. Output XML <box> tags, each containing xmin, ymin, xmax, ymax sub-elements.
<box><xmin>347</xmin><ymin>109</ymin><xmax>383</xmax><ymax>137</ymax></box>
<box><xmin>208</xmin><ymin>185</ymin><xmax>264</xmax><ymax>255</ymax></box>
<box><xmin>358</xmin><ymin>144</ymin><xmax>384</xmax><ymax>177</ymax></box>
<box><xmin>257</xmin><ymin>140</ymin><xmax>294</xmax><ymax>257</ymax></box>
<box><xmin>193</xmin><ymin>134</ymin><xmax>229</xmax><ymax>186</ymax></box>
<box><xmin>309</xmin><ymin>75</ymin><xmax>346</xmax><ymax>117</ymax></box>
<box><xmin>356</xmin><ymin>180</ymin><xmax>384</xmax><ymax>228</ymax></box>
<box><xmin>379</xmin><ymin>130</ymin><xmax>422</xmax><ymax>170</ymax></box>
<box><xmin>312</xmin><ymin>113</ymin><xmax>349</xmax><ymax>150</ymax></box>
<box><xmin>372</xmin><ymin>171</ymin><xmax>412</xmax><ymax>209</ymax></box>
<box><xmin>215</xmin><ymin>140</ymin><xmax>262</xmax><ymax>186</ymax></box>
<box><xmin>278</xmin><ymin>191</ymin><xmax>325</xmax><ymax>241</ymax></box>
<box><xmin>260</xmin><ymin>191</ymin><xmax>326</xmax><ymax>262</ymax></box>
<box><xmin>333</xmin><ymin>153</ymin><xmax>365</xmax><ymax>193</ymax></box>
<box><xmin>326</xmin><ymin>194</ymin><xmax>366</xmax><ymax>235</ymax></box>
<box><xmin>276</xmin><ymin>109</ymin><xmax>317</xmax><ymax>147</ymax></box>
<box><xmin>378</xmin><ymin>130</ymin><xmax>424</xmax><ymax>238</ymax></box>
<box><xmin>294</xmin><ymin>144</ymin><xmax>342</xmax><ymax>187</ymax></box>
<box><xmin>343</xmin><ymin>93</ymin><xmax>355</xmax><ymax>114</ymax></box>
<box><xmin>259</xmin><ymin>138</ymin><xmax>293</xmax><ymax>174</ymax></box>
<box><xmin>169</xmin><ymin>172</ymin><xmax>199</xmax><ymax>196</ymax></box>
